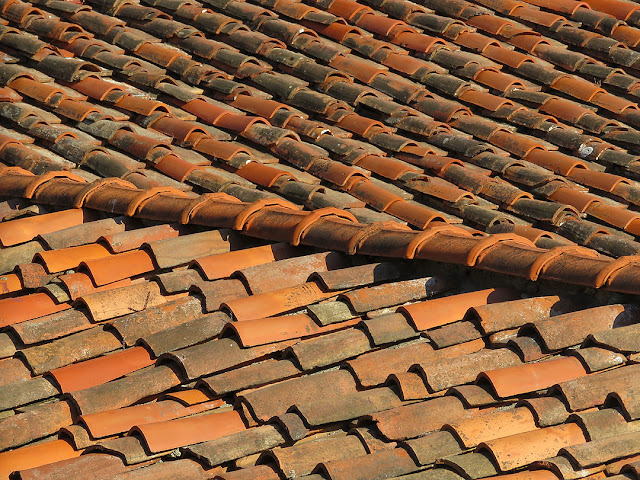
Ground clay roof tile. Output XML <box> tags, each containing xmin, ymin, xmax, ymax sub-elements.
<box><xmin>2</xmin><ymin>0</ymin><xmax>640</xmax><ymax>474</ymax></box>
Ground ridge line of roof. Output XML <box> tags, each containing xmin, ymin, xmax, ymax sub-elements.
<box><xmin>2</xmin><ymin>167</ymin><xmax>640</xmax><ymax>294</ymax></box>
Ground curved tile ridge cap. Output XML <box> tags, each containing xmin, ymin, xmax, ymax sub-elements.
<box><xmin>2</xmin><ymin>168</ymin><xmax>640</xmax><ymax>293</ymax></box>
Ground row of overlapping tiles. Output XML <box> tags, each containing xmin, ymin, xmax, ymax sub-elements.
<box><xmin>1</xmin><ymin>0</ymin><xmax>640</xmax><ymax>259</ymax></box>
<box><xmin>0</xmin><ymin>0</ymin><xmax>639</xmax><ymax>475</ymax></box>
<box><xmin>3</xmin><ymin>173</ymin><xmax>640</xmax><ymax>292</ymax></box>
<box><xmin>0</xmin><ymin>199</ymin><xmax>639</xmax><ymax>479</ymax></box>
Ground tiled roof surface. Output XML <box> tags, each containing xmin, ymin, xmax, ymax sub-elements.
<box><xmin>2</xmin><ymin>0</ymin><xmax>640</xmax><ymax>477</ymax></box>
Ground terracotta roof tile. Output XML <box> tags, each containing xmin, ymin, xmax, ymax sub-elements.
<box><xmin>236</xmin><ymin>251</ymin><xmax>348</xmax><ymax>294</ymax></box>
<box><xmin>79</xmin><ymin>398</ymin><xmax>222</xmax><ymax>439</ymax></box>
<box><xmin>479</xmin><ymin>356</ymin><xmax>588</xmax><ymax>397</ymax></box>
<box><xmin>131</xmin><ymin>408</ymin><xmax>246</xmax><ymax>453</ymax></box>
<box><xmin>266</xmin><ymin>432</ymin><xmax>368</xmax><ymax>478</ymax></box>
<box><xmin>47</xmin><ymin>345</ymin><xmax>155</xmax><ymax>393</ymax></box>
<box><xmin>192</xmin><ymin>242</ymin><xmax>300</xmax><ymax>280</ymax></box>
<box><xmin>0</xmin><ymin>439</ymin><xmax>80</xmax><ymax>480</ymax></box>
<box><xmin>223</xmin><ymin>281</ymin><xmax>341</xmax><ymax>320</ymax></box>
<box><xmin>529</xmin><ymin>304</ymin><xmax>638</xmax><ymax>350</ymax></box>
<box><xmin>77</xmin><ymin>282</ymin><xmax>167</xmax><ymax>322</ymax></box>
<box><xmin>368</xmin><ymin>395</ymin><xmax>468</xmax><ymax>440</ymax></box>
<box><xmin>69</xmin><ymin>364</ymin><xmax>182</xmax><ymax>416</ymax></box>
<box><xmin>400</xmin><ymin>288</ymin><xmax>521</xmax><ymax>330</ymax></box>
<box><xmin>2</xmin><ymin>0</ymin><xmax>640</xmax><ymax>475</ymax></box>
<box><xmin>0</xmin><ymin>208</ymin><xmax>86</xmax><ymax>246</ymax></box>
<box><xmin>341</xmin><ymin>276</ymin><xmax>449</xmax><ymax>312</ymax></box>
<box><xmin>225</xmin><ymin>313</ymin><xmax>359</xmax><ymax>347</ymax></box>
<box><xmin>200</xmin><ymin>358</ymin><xmax>303</xmax><ymax>396</ymax></box>
<box><xmin>239</xmin><ymin>369</ymin><xmax>356</xmax><ymax>422</ymax></box>
<box><xmin>481</xmin><ymin>423</ymin><xmax>587</xmax><ymax>471</ymax></box>
<box><xmin>0</xmin><ymin>292</ymin><xmax>70</xmax><ymax>328</ymax></box>
<box><xmin>35</xmin><ymin>242</ymin><xmax>111</xmax><ymax>273</ymax></box>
